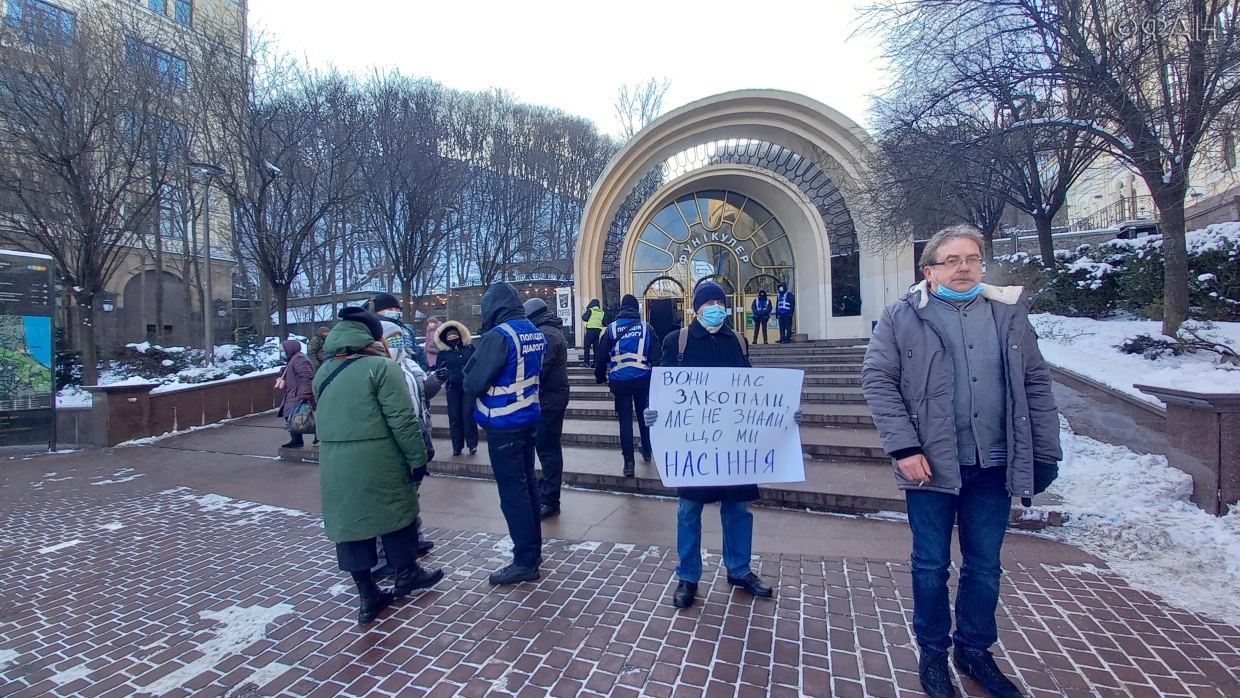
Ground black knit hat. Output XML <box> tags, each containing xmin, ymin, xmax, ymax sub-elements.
<box><xmin>371</xmin><ymin>292</ymin><xmax>401</xmax><ymax>312</ymax></box>
<box><xmin>620</xmin><ymin>294</ymin><xmax>639</xmax><ymax>310</ymax></box>
<box><xmin>693</xmin><ymin>281</ymin><xmax>727</xmax><ymax>311</ymax></box>
<box><xmin>338</xmin><ymin>306</ymin><xmax>384</xmax><ymax>340</ymax></box>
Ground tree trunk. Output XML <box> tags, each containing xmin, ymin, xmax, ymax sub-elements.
<box><xmin>78</xmin><ymin>293</ymin><xmax>99</xmax><ymax>386</ymax></box>
<box><xmin>328</xmin><ymin>224</ymin><xmax>339</xmax><ymax>322</ymax></box>
<box><xmin>258</xmin><ymin>279</ymin><xmax>273</xmax><ymax>338</ymax></box>
<box><xmin>401</xmin><ymin>277</ymin><xmax>413</xmax><ymax>320</ymax></box>
<box><xmin>1035</xmin><ymin>215</ymin><xmax>1056</xmax><ymax>268</ymax></box>
<box><xmin>275</xmin><ymin>283</ymin><xmax>290</xmax><ymax>341</ymax></box>
<box><xmin>140</xmin><ymin>262</ymin><xmax>148</xmax><ymax>342</ymax></box>
<box><xmin>154</xmin><ymin>228</ymin><xmax>165</xmax><ymax>345</ymax></box>
<box><xmin>1158</xmin><ymin>198</ymin><xmax>1190</xmax><ymax>336</ymax></box>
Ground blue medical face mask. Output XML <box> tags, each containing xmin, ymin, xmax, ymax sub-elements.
<box><xmin>380</xmin><ymin>309</ymin><xmax>402</xmax><ymax>321</ymax></box>
<box><xmin>700</xmin><ymin>305</ymin><xmax>728</xmax><ymax>328</ymax></box>
<box><xmin>935</xmin><ymin>283</ymin><xmax>983</xmax><ymax>301</ymax></box>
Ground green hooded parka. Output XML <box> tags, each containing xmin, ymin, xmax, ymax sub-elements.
<box><xmin>314</xmin><ymin>320</ymin><xmax>428</xmax><ymax>543</ymax></box>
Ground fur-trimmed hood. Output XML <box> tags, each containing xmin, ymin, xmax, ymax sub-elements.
<box><xmin>906</xmin><ymin>280</ymin><xmax>1027</xmax><ymax>309</ymax></box>
<box><xmin>434</xmin><ymin>320</ymin><xmax>472</xmax><ymax>351</ymax></box>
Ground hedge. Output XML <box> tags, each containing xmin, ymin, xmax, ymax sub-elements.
<box><xmin>989</xmin><ymin>223</ymin><xmax>1240</xmax><ymax>321</ymax></box>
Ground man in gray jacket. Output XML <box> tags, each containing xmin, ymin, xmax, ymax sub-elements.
<box><xmin>862</xmin><ymin>225</ymin><xmax>1062</xmax><ymax>698</ymax></box>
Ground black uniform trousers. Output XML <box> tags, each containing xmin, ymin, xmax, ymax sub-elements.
<box><xmin>487</xmin><ymin>424</ymin><xmax>543</xmax><ymax>568</ymax></box>
<box><xmin>535</xmin><ymin>408</ymin><xmax>566</xmax><ymax>508</ymax></box>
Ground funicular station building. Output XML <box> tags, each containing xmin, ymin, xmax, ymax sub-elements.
<box><xmin>574</xmin><ymin>90</ymin><xmax>915</xmax><ymax>341</ymax></box>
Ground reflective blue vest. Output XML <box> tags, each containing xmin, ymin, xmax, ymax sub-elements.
<box><xmin>606</xmin><ymin>319</ymin><xmax>652</xmax><ymax>382</ymax></box>
<box><xmin>473</xmin><ymin>319</ymin><xmax>546</xmax><ymax>429</ymax></box>
<box><xmin>777</xmin><ymin>290</ymin><xmax>794</xmax><ymax>314</ymax></box>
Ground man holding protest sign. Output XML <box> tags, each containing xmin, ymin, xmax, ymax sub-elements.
<box><xmin>595</xmin><ymin>294</ymin><xmax>662</xmax><ymax>477</ymax></box>
<box><xmin>642</xmin><ymin>280</ymin><xmax>798</xmax><ymax>609</ymax></box>
<box><xmin>862</xmin><ymin>225</ymin><xmax>1061</xmax><ymax>698</ymax></box>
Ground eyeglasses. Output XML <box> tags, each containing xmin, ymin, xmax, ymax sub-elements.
<box><xmin>927</xmin><ymin>256</ymin><xmax>983</xmax><ymax>269</ymax></box>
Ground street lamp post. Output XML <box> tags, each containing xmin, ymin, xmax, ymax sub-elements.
<box><xmin>190</xmin><ymin>162</ymin><xmax>226</xmax><ymax>364</ymax></box>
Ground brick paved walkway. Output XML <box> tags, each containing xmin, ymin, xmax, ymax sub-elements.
<box><xmin>2</xmin><ymin>485</ymin><xmax>1239</xmax><ymax>698</ymax></box>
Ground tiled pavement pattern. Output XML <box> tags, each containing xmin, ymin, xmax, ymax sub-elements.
<box><xmin>2</xmin><ymin>488</ymin><xmax>1239</xmax><ymax>698</ymax></box>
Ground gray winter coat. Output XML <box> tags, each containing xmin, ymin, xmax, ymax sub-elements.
<box><xmin>861</xmin><ymin>281</ymin><xmax>1062</xmax><ymax>497</ymax></box>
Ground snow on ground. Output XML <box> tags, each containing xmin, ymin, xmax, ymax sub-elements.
<box><xmin>55</xmin><ymin>385</ymin><xmax>92</xmax><ymax>408</ymax></box>
<box><xmin>66</xmin><ymin>337</ymin><xmax>289</xmax><ymax>403</ymax></box>
<box><xmin>1040</xmin><ymin>416</ymin><xmax>1240</xmax><ymax>624</ymax></box>
<box><xmin>1030</xmin><ymin>314</ymin><xmax>1240</xmax><ymax>405</ymax></box>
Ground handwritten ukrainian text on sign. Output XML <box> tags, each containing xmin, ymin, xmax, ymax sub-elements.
<box><xmin>648</xmin><ymin>367</ymin><xmax>805</xmax><ymax>488</ymax></box>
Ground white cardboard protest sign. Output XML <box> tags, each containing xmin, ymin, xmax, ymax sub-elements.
<box><xmin>648</xmin><ymin>367</ymin><xmax>806</xmax><ymax>488</ymax></box>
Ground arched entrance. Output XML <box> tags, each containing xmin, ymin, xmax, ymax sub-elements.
<box><xmin>574</xmin><ymin>89</ymin><xmax>915</xmax><ymax>343</ymax></box>
<box><xmin>631</xmin><ymin>190</ymin><xmax>795</xmax><ymax>334</ymax></box>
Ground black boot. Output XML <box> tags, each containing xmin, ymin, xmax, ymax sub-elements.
<box><xmin>672</xmin><ymin>580</ymin><xmax>697</xmax><ymax>609</ymax></box>
<box><xmin>416</xmin><ymin>539</ymin><xmax>434</xmax><ymax>557</ymax></box>
<box><xmin>488</xmin><ymin>563</ymin><xmax>540</xmax><ymax>585</ymax></box>
<box><xmin>281</xmin><ymin>434</ymin><xmax>304</xmax><ymax>449</ymax></box>
<box><xmin>953</xmin><ymin>647</ymin><xmax>1023</xmax><ymax>698</ymax></box>
<box><xmin>351</xmin><ymin>570</ymin><xmax>392</xmax><ymax>625</ymax></box>
<box><xmin>623</xmin><ymin>457</ymin><xmax>635</xmax><ymax>477</ymax></box>
<box><xmin>540</xmin><ymin>504</ymin><xmax>560</xmax><ymax>519</ymax></box>
<box><xmin>918</xmin><ymin>650</ymin><xmax>957</xmax><ymax>698</ymax></box>
<box><xmin>393</xmin><ymin>563</ymin><xmax>444</xmax><ymax>598</ymax></box>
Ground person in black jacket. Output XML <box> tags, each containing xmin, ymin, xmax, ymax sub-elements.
<box><xmin>524</xmin><ymin>298</ymin><xmax>570</xmax><ymax>519</ymax></box>
<box><xmin>643</xmin><ymin>281</ymin><xmax>785</xmax><ymax>610</ymax></box>
<box><xmin>433</xmin><ymin>321</ymin><xmax>478</xmax><ymax>456</ymax></box>
<box><xmin>595</xmin><ymin>294</ymin><xmax>662</xmax><ymax>477</ymax></box>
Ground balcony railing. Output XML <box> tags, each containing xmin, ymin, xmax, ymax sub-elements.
<box><xmin>1066</xmin><ymin>195</ymin><xmax>1159</xmax><ymax>232</ymax></box>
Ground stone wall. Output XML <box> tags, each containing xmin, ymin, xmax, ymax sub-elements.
<box><xmin>60</xmin><ymin>372</ymin><xmax>280</xmax><ymax>447</ymax></box>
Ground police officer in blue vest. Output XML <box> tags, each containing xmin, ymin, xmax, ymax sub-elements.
<box><xmin>463</xmin><ymin>283</ymin><xmax>548</xmax><ymax>585</ymax></box>
<box><xmin>776</xmin><ymin>282</ymin><xmax>796</xmax><ymax>344</ymax></box>
<box><xmin>594</xmin><ymin>294</ymin><xmax>662</xmax><ymax>477</ymax></box>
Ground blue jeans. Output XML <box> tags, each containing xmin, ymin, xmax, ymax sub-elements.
<box><xmin>487</xmin><ymin>425</ymin><xmax>542</xmax><ymax>568</ymax></box>
<box><xmin>675</xmin><ymin>498</ymin><xmax>753</xmax><ymax>583</ymax></box>
<box><xmin>905</xmin><ymin>464</ymin><xmax>1010</xmax><ymax>655</ymax></box>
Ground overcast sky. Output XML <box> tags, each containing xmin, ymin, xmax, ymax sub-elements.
<box><xmin>247</xmin><ymin>0</ymin><xmax>889</xmax><ymax>136</ymax></box>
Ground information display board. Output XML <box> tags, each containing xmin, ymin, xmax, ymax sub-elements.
<box><xmin>0</xmin><ymin>250</ymin><xmax>55</xmax><ymax>447</ymax></box>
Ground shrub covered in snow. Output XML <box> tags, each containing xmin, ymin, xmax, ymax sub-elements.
<box><xmin>93</xmin><ymin>336</ymin><xmax>286</xmax><ymax>390</ymax></box>
<box><xmin>991</xmin><ymin>222</ymin><xmax>1240</xmax><ymax>320</ymax></box>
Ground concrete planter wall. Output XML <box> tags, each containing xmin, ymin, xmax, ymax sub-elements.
<box><xmin>64</xmin><ymin>372</ymin><xmax>280</xmax><ymax>447</ymax></box>
<box><xmin>1051</xmin><ymin>364</ymin><xmax>1240</xmax><ymax>516</ymax></box>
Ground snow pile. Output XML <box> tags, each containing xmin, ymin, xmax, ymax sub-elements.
<box><xmin>55</xmin><ymin>385</ymin><xmax>92</xmax><ymax>408</ymax></box>
<box><xmin>1031</xmin><ymin>314</ymin><xmax>1240</xmax><ymax>404</ymax></box>
<box><xmin>95</xmin><ymin>337</ymin><xmax>287</xmax><ymax>393</ymax></box>
<box><xmin>1110</xmin><ymin>220</ymin><xmax>1240</xmax><ymax>257</ymax></box>
<box><xmin>1044</xmin><ymin>418</ymin><xmax>1240</xmax><ymax>624</ymax></box>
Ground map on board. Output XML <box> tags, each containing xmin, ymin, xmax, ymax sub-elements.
<box><xmin>0</xmin><ymin>314</ymin><xmax>52</xmax><ymax>410</ymax></box>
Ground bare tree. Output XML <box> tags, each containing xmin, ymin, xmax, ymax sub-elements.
<box><xmin>0</xmin><ymin>6</ymin><xmax>199</xmax><ymax>384</ymax></box>
<box><xmin>359</xmin><ymin>73</ymin><xmax>468</xmax><ymax>309</ymax></box>
<box><xmin>614</xmin><ymin>77</ymin><xmax>672</xmax><ymax>140</ymax></box>
<box><xmin>208</xmin><ymin>43</ymin><xmax>362</xmax><ymax>340</ymax></box>
<box><xmin>863</xmin><ymin>0</ymin><xmax>1240</xmax><ymax>333</ymax></box>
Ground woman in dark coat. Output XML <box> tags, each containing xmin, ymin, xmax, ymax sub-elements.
<box><xmin>277</xmin><ymin>339</ymin><xmax>315</xmax><ymax>449</ymax></box>
<box><xmin>433</xmin><ymin>321</ymin><xmax>478</xmax><ymax>455</ymax></box>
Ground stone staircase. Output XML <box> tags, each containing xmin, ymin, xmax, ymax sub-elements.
<box><xmin>282</xmin><ymin>339</ymin><xmax>913</xmax><ymax>514</ymax></box>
